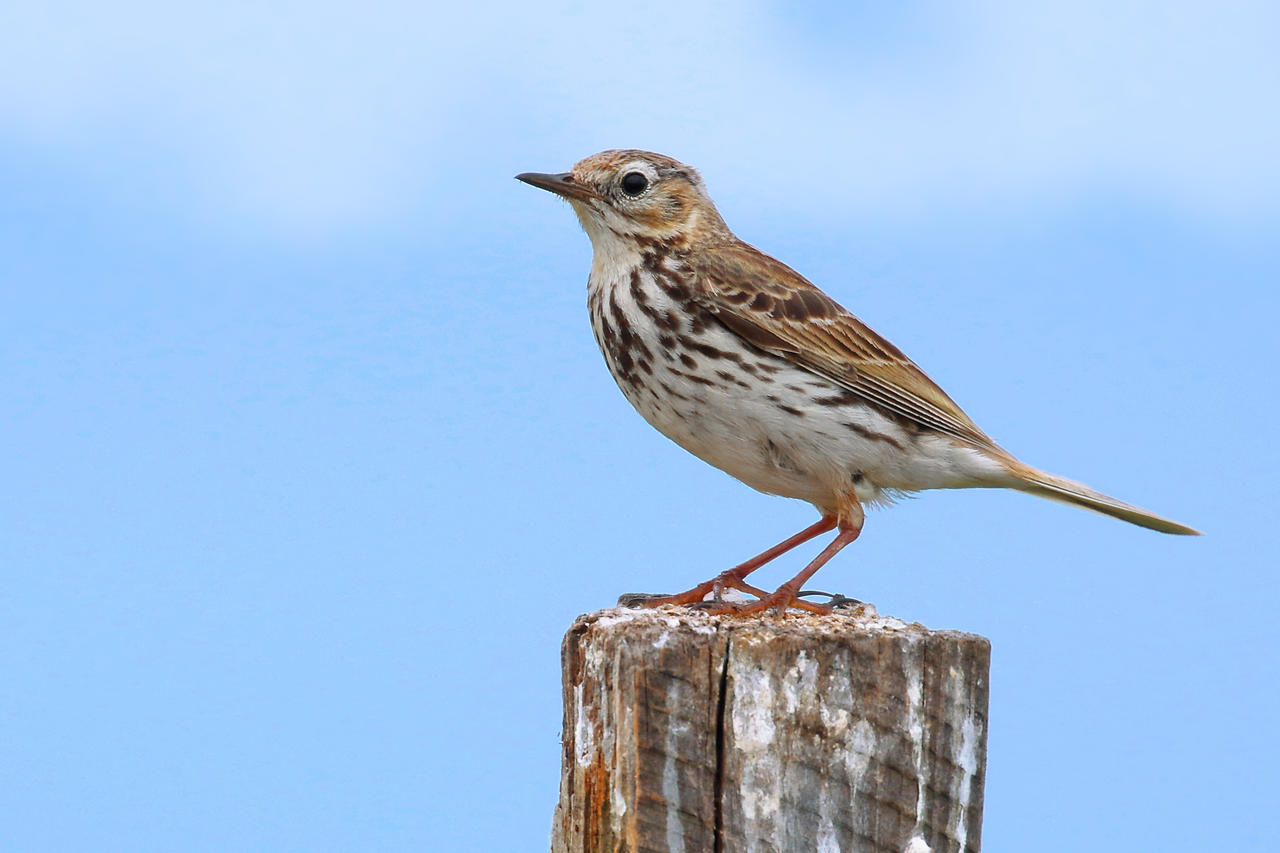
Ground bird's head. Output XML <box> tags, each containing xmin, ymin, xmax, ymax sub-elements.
<box><xmin>517</xmin><ymin>150</ymin><xmax>730</xmax><ymax>251</ymax></box>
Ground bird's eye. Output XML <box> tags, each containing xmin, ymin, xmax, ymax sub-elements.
<box><xmin>620</xmin><ymin>172</ymin><xmax>649</xmax><ymax>196</ymax></box>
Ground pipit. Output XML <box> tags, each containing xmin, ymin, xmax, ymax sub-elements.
<box><xmin>518</xmin><ymin>150</ymin><xmax>1198</xmax><ymax>615</ymax></box>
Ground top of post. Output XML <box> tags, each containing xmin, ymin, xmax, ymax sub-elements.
<box><xmin>568</xmin><ymin>602</ymin><xmax>989</xmax><ymax>646</ymax></box>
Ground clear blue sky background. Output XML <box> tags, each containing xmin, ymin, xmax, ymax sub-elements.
<box><xmin>2</xmin><ymin>2</ymin><xmax>1276</xmax><ymax>850</ymax></box>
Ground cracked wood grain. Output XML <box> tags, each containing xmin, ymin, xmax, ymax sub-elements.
<box><xmin>551</xmin><ymin>606</ymin><xmax>989</xmax><ymax>853</ymax></box>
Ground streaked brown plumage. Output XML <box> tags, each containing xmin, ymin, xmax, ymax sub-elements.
<box><xmin>518</xmin><ymin>150</ymin><xmax>1199</xmax><ymax>615</ymax></box>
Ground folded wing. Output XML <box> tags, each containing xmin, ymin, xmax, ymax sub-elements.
<box><xmin>692</xmin><ymin>242</ymin><xmax>1001</xmax><ymax>453</ymax></box>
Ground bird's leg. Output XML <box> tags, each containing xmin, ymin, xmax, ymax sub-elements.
<box><xmin>733</xmin><ymin>500</ymin><xmax>865</xmax><ymax>616</ymax></box>
<box><xmin>734</xmin><ymin>527</ymin><xmax>860</xmax><ymax>615</ymax></box>
<box><xmin>638</xmin><ymin>515</ymin><xmax>837</xmax><ymax>608</ymax></box>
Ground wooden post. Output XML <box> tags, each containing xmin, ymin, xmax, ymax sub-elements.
<box><xmin>550</xmin><ymin>605</ymin><xmax>989</xmax><ymax>853</ymax></box>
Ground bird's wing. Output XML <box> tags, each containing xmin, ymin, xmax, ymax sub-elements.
<box><xmin>692</xmin><ymin>242</ymin><xmax>999</xmax><ymax>451</ymax></box>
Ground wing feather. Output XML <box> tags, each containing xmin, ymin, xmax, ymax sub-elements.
<box><xmin>692</xmin><ymin>243</ymin><xmax>999</xmax><ymax>451</ymax></box>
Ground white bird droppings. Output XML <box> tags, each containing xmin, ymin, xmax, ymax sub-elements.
<box><xmin>953</xmin><ymin>713</ymin><xmax>980</xmax><ymax>852</ymax></box>
<box><xmin>903</xmin><ymin>835</ymin><xmax>932</xmax><ymax>853</ymax></box>
<box><xmin>731</xmin><ymin>662</ymin><xmax>781</xmax><ymax>826</ymax></box>
<box><xmin>662</xmin><ymin>680</ymin><xmax>687</xmax><ymax>853</ymax></box>
<box><xmin>816</xmin><ymin>817</ymin><xmax>841</xmax><ymax>853</ymax></box>
<box><xmin>731</xmin><ymin>666</ymin><xmax>777</xmax><ymax>750</ymax></box>
<box><xmin>844</xmin><ymin>718</ymin><xmax>876</xmax><ymax>781</ymax></box>
<box><xmin>573</xmin><ymin>681</ymin><xmax>593</xmax><ymax>767</ymax></box>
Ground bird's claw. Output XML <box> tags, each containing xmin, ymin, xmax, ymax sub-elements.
<box><xmin>617</xmin><ymin>593</ymin><xmax>658</xmax><ymax>608</ymax></box>
<box><xmin>620</xmin><ymin>584</ymin><xmax>857</xmax><ymax>616</ymax></box>
<box><xmin>797</xmin><ymin>589</ymin><xmax>862</xmax><ymax>609</ymax></box>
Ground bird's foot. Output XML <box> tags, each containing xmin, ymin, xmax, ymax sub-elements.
<box><xmin>797</xmin><ymin>589</ymin><xmax>862</xmax><ymax>609</ymax></box>
<box><xmin>617</xmin><ymin>592</ymin><xmax>674</xmax><ymax>608</ymax></box>
<box><xmin>722</xmin><ymin>584</ymin><xmax>832</xmax><ymax>616</ymax></box>
<box><xmin>618</xmin><ymin>571</ymin><xmax>769</xmax><ymax>610</ymax></box>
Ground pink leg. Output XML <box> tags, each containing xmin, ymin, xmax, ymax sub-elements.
<box><xmin>730</xmin><ymin>498</ymin><xmax>866</xmax><ymax>616</ymax></box>
<box><xmin>732</xmin><ymin>526</ymin><xmax>861</xmax><ymax>615</ymax></box>
<box><xmin>640</xmin><ymin>515</ymin><xmax>837</xmax><ymax>608</ymax></box>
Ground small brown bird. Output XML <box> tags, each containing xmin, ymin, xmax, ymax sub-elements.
<box><xmin>518</xmin><ymin>150</ymin><xmax>1198</xmax><ymax>615</ymax></box>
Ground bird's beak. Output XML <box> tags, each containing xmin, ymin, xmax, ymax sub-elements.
<box><xmin>515</xmin><ymin>171</ymin><xmax>596</xmax><ymax>202</ymax></box>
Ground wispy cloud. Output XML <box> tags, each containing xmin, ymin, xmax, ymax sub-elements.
<box><xmin>2</xmin><ymin>0</ymin><xmax>1275</xmax><ymax>234</ymax></box>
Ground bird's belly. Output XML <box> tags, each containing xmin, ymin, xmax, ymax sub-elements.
<box><xmin>632</xmin><ymin>359</ymin><xmax>919</xmax><ymax>506</ymax></box>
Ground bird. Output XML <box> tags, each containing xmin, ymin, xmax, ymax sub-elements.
<box><xmin>517</xmin><ymin>150</ymin><xmax>1199</xmax><ymax>615</ymax></box>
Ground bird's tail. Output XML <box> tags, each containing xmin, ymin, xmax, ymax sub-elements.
<box><xmin>1005</xmin><ymin>461</ymin><xmax>1201</xmax><ymax>536</ymax></box>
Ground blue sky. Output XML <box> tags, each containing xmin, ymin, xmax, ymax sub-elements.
<box><xmin>2</xmin><ymin>2</ymin><xmax>1277</xmax><ymax>850</ymax></box>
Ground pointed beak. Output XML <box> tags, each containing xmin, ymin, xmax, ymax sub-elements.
<box><xmin>515</xmin><ymin>171</ymin><xmax>597</xmax><ymax>202</ymax></box>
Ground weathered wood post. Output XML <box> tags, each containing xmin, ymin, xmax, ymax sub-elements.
<box><xmin>550</xmin><ymin>605</ymin><xmax>989</xmax><ymax>853</ymax></box>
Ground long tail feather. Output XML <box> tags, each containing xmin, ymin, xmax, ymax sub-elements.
<box><xmin>1008</xmin><ymin>463</ymin><xmax>1201</xmax><ymax>536</ymax></box>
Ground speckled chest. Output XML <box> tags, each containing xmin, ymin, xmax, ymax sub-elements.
<box><xmin>587</xmin><ymin>246</ymin><xmax>776</xmax><ymax>420</ymax></box>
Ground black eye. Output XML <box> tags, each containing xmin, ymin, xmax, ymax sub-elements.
<box><xmin>620</xmin><ymin>172</ymin><xmax>649</xmax><ymax>196</ymax></box>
